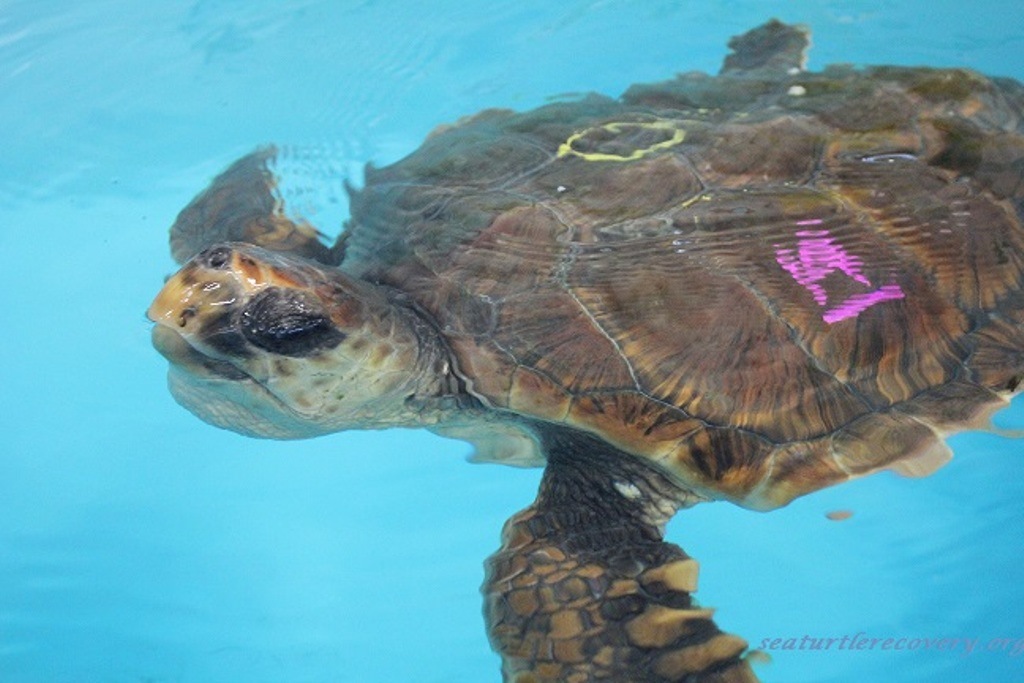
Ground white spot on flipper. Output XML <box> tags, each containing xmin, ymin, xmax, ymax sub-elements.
<box><xmin>614</xmin><ymin>480</ymin><xmax>642</xmax><ymax>500</ymax></box>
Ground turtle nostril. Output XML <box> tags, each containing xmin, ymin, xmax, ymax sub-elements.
<box><xmin>204</xmin><ymin>246</ymin><xmax>233</xmax><ymax>269</ymax></box>
<box><xmin>177</xmin><ymin>307</ymin><xmax>197</xmax><ymax>328</ymax></box>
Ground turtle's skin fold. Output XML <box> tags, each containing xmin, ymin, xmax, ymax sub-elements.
<box><xmin>149</xmin><ymin>20</ymin><xmax>1024</xmax><ymax>682</ymax></box>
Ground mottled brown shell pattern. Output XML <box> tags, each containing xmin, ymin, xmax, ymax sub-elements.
<box><xmin>339</xmin><ymin>50</ymin><xmax>1024</xmax><ymax>508</ymax></box>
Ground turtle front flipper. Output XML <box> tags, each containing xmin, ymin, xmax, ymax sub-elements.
<box><xmin>169</xmin><ymin>147</ymin><xmax>340</xmax><ymax>266</ymax></box>
<box><xmin>484</xmin><ymin>428</ymin><xmax>759</xmax><ymax>683</ymax></box>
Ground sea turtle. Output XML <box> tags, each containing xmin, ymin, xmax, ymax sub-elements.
<box><xmin>148</xmin><ymin>20</ymin><xmax>1024</xmax><ymax>682</ymax></box>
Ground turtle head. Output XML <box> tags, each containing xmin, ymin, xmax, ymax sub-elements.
<box><xmin>148</xmin><ymin>243</ymin><xmax>453</xmax><ymax>438</ymax></box>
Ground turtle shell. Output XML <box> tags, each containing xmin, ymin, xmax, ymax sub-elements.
<box><xmin>337</xmin><ymin>22</ymin><xmax>1024</xmax><ymax>509</ymax></box>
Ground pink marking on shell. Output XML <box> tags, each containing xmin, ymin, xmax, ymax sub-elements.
<box><xmin>774</xmin><ymin>228</ymin><xmax>906</xmax><ymax>324</ymax></box>
<box><xmin>822</xmin><ymin>284</ymin><xmax>906</xmax><ymax>323</ymax></box>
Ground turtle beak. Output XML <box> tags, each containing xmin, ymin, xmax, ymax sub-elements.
<box><xmin>147</xmin><ymin>245</ymin><xmax>262</xmax><ymax>380</ymax></box>
<box><xmin>147</xmin><ymin>245</ymin><xmax>257</xmax><ymax>333</ymax></box>
<box><xmin>147</xmin><ymin>273</ymin><xmax>211</xmax><ymax>332</ymax></box>
<box><xmin>147</xmin><ymin>258</ymin><xmax>251</xmax><ymax>381</ymax></box>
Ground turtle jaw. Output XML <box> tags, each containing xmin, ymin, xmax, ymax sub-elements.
<box><xmin>152</xmin><ymin>325</ymin><xmax>332</xmax><ymax>438</ymax></box>
<box><xmin>150</xmin><ymin>323</ymin><xmax>249</xmax><ymax>382</ymax></box>
<box><xmin>149</xmin><ymin>302</ymin><xmax>340</xmax><ymax>440</ymax></box>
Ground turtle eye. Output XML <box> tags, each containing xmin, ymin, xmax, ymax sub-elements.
<box><xmin>201</xmin><ymin>246</ymin><xmax>234</xmax><ymax>269</ymax></box>
<box><xmin>240</xmin><ymin>288</ymin><xmax>345</xmax><ymax>356</ymax></box>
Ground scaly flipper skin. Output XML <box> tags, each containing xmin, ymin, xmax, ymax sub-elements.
<box><xmin>169</xmin><ymin>148</ymin><xmax>339</xmax><ymax>266</ymax></box>
<box><xmin>484</xmin><ymin>428</ymin><xmax>758</xmax><ymax>682</ymax></box>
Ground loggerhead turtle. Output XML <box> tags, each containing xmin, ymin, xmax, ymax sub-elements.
<box><xmin>148</xmin><ymin>20</ymin><xmax>1024</xmax><ymax>682</ymax></box>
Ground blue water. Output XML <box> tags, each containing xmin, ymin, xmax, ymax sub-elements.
<box><xmin>1</xmin><ymin>2</ymin><xmax>1022</xmax><ymax>682</ymax></box>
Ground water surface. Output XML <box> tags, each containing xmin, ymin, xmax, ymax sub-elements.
<box><xmin>1</xmin><ymin>2</ymin><xmax>1022</xmax><ymax>681</ymax></box>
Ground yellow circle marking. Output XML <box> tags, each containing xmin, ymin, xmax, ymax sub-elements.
<box><xmin>557</xmin><ymin>119</ymin><xmax>686</xmax><ymax>162</ymax></box>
